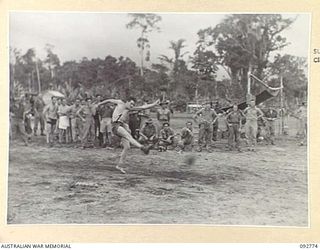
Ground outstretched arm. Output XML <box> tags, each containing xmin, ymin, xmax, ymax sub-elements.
<box><xmin>139</xmin><ymin>126</ymin><xmax>148</xmax><ymax>140</ymax></box>
<box><xmin>193</xmin><ymin>108</ymin><xmax>203</xmax><ymax>121</ymax></box>
<box><xmin>212</xmin><ymin>109</ymin><xmax>217</xmax><ymax>117</ymax></box>
<box><xmin>226</xmin><ymin>110</ymin><xmax>232</xmax><ymax>119</ymax></box>
<box><xmin>257</xmin><ymin>108</ymin><xmax>264</xmax><ymax>119</ymax></box>
<box><xmin>130</xmin><ymin>99</ymin><xmax>160</xmax><ymax>111</ymax></box>
<box><xmin>43</xmin><ymin>104</ymin><xmax>49</xmax><ymax>116</ymax></box>
<box><xmin>97</xmin><ymin>99</ymin><xmax>122</xmax><ymax>106</ymax></box>
<box><xmin>76</xmin><ymin>107</ymin><xmax>85</xmax><ymax>121</ymax></box>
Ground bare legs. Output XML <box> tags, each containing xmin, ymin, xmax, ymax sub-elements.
<box><xmin>115</xmin><ymin>125</ymin><xmax>144</xmax><ymax>173</ymax></box>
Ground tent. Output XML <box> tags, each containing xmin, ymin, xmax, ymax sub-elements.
<box><xmin>222</xmin><ymin>74</ymin><xmax>282</xmax><ymax>112</ymax></box>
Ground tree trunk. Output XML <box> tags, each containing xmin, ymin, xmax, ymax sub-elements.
<box><xmin>31</xmin><ymin>71</ymin><xmax>35</xmax><ymax>92</ymax></box>
<box><xmin>139</xmin><ymin>30</ymin><xmax>145</xmax><ymax>76</ymax></box>
<box><xmin>241</xmin><ymin>67</ymin><xmax>248</xmax><ymax>94</ymax></box>
<box><xmin>35</xmin><ymin>61</ymin><xmax>41</xmax><ymax>93</ymax></box>
<box><xmin>252</xmin><ymin>66</ymin><xmax>264</xmax><ymax>94</ymax></box>
<box><xmin>140</xmin><ymin>48</ymin><xmax>144</xmax><ymax>76</ymax></box>
<box><xmin>231</xmin><ymin>68</ymin><xmax>243</xmax><ymax>100</ymax></box>
<box><xmin>28</xmin><ymin>73</ymin><xmax>32</xmax><ymax>92</ymax></box>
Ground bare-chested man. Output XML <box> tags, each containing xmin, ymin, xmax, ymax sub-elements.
<box><xmin>43</xmin><ymin>96</ymin><xmax>58</xmax><ymax>146</ymax></box>
<box><xmin>97</xmin><ymin>97</ymin><xmax>160</xmax><ymax>173</ymax></box>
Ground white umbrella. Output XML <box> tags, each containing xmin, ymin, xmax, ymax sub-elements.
<box><xmin>41</xmin><ymin>90</ymin><xmax>65</xmax><ymax>105</ymax></box>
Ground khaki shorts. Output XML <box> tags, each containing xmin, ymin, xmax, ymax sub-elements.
<box><xmin>112</xmin><ymin>122</ymin><xmax>132</xmax><ymax>148</ymax></box>
<box><xmin>112</xmin><ymin>122</ymin><xmax>131</xmax><ymax>137</ymax></box>
<box><xmin>100</xmin><ymin>117</ymin><xmax>112</xmax><ymax>133</ymax></box>
<box><xmin>46</xmin><ymin>118</ymin><xmax>57</xmax><ymax>133</ymax></box>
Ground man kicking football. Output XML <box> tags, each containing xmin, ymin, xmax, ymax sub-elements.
<box><xmin>98</xmin><ymin>97</ymin><xmax>160</xmax><ymax>173</ymax></box>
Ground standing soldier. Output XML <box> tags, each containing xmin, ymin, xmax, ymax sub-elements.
<box><xmin>99</xmin><ymin>103</ymin><xmax>114</xmax><ymax>147</ymax></box>
<box><xmin>24</xmin><ymin>94</ymin><xmax>33</xmax><ymax>134</ymax></box>
<box><xmin>33</xmin><ymin>95</ymin><xmax>45</xmax><ymax>136</ymax></box>
<box><xmin>215</xmin><ymin>111</ymin><xmax>228</xmax><ymax>140</ymax></box>
<box><xmin>70</xmin><ymin>98</ymin><xmax>82</xmax><ymax>143</ymax></box>
<box><xmin>157</xmin><ymin>101</ymin><xmax>171</xmax><ymax>128</ymax></box>
<box><xmin>43</xmin><ymin>96</ymin><xmax>58</xmax><ymax>146</ymax></box>
<box><xmin>243</xmin><ymin>100</ymin><xmax>264</xmax><ymax>151</ymax></box>
<box><xmin>57</xmin><ymin>97</ymin><xmax>71</xmax><ymax>144</ymax></box>
<box><xmin>193</xmin><ymin>103</ymin><xmax>217</xmax><ymax>152</ymax></box>
<box><xmin>93</xmin><ymin>94</ymin><xmax>102</xmax><ymax>142</ymax></box>
<box><xmin>54</xmin><ymin>97</ymin><xmax>62</xmax><ymax>141</ymax></box>
<box><xmin>212</xmin><ymin>101</ymin><xmax>220</xmax><ymax>141</ymax></box>
<box><xmin>76</xmin><ymin>97</ymin><xmax>96</xmax><ymax>149</ymax></box>
<box><xmin>264</xmin><ymin>106</ymin><xmax>278</xmax><ymax>145</ymax></box>
<box><xmin>226</xmin><ymin>104</ymin><xmax>244</xmax><ymax>151</ymax></box>
<box><xmin>295</xmin><ymin>101</ymin><xmax>308</xmax><ymax>146</ymax></box>
<box><xmin>11</xmin><ymin>97</ymin><xmax>31</xmax><ymax>146</ymax></box>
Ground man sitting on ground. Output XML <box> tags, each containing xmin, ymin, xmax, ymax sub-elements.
<box><xmin>158</xmin><ymin>122</ymin><xmax>175</xmax><ymax>151</ymax></box>
<box><xmin>138</xmin><ymin>118</ymin><xmax>158</xmax><ymax>147</ymax></box>
<box><xmin>177</xmin><ymin>121</ymin><xmax>194</xmax><ymax>152</ymax></box>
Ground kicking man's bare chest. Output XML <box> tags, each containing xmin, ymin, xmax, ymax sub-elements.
<box><xmin>113</xmin><ymin>107</ymin><xmax>129</xmax><ymax>122</ymax></box>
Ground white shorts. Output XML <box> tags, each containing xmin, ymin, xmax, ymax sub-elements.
<box><xmin>100</xmin><ymin>117</ymin><xmax>112</xmax><ymax>133</ymax></box>
<box><xmin>59</xmin><ymin>116</ymin><xmax>70</xmax><ymax>130</ymax></box>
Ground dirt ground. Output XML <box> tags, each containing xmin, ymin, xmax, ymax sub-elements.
<box><xmin>7</xmin><ymin>114</ymin><xmax>308</xmax><ymax>226</ymax></box>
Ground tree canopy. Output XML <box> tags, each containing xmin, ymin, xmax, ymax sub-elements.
<box><xmin>9</xmin><ymin>14</ymin><xmax>307</xmax><ymax>110</ymax></box>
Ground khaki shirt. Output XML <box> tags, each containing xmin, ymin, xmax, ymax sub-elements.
<box><xmin>157</xmin><ymin>108</ymin><xmax>170</xmax><ymax>121</ymax></box>
<box><xmin>70</xmin><ymin>104</ymin><xmax>82</xmax><ymax>119</ymax></box>
<box><xmin>244</xmin><ymin>107</ymin><xmax>263</xmax><ymax>122</ymax></box>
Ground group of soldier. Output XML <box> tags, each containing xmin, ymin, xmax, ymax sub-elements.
<box><xmin>10</xmin><ymin>94</ymin><xmax>308</xmax><ymax>150</ymax></box>
<box><xmin>10</xmin><ymin>92</ymin><xmax>307</xmax><ymax>173</ymax></box>
<box><xmin>10</xmin><ymin>94</ymin><xmax>114</xmax><ymax>148</ymax></box>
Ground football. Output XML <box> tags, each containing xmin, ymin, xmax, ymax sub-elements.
<box><xmin>184</xmin><ymin>155</ymin><xmax>196</xmax><ymax>166</ymax></box>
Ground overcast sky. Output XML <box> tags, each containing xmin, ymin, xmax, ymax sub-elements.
<box><xmin>9</xmin><ymin>12</ymin><xmax>310</xmax><ymax>68</ymax></box>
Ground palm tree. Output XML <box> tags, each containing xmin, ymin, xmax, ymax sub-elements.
<box><xmin>159</xmin><ymin>39</ymin><xmax>188</xmax><ymax>75</ymax></box>
<box><xmin>158</xmin><ymin>39</ymin><xmax>189</xmax><ymax>98</ymax></box>
<box><xmin>126</xmin><ymin>13</ymin><xmax>162</xmax><ymax>76</ymax></box>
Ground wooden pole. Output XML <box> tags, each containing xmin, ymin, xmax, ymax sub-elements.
<box><xmin>29</xmin><ymin>72</ymin><xmax>32</xmax><ymax>92</ymax></box>
<box><xmin>140</xmin><ymin>48</ymin><xmax>144</xmax><ymax>76</ymax></box>
<box><xmin>128</xmin><ymin>77</ymin><xmax>131</xmax><ymax>89</ymax></box>
<box><xmin>280</xmin><ymin>76</ymin><xmax>284</xmax><ymax>135</ymax></box>
<box><xmin>247</xmin><ymin>65</ymin><xmax>251</xmax><ymax>96</ymax></box>
<box><xmin>35</xmin><ymin>60</ymin><xmax>41</xmax><ymax>93</ymax></box>
<box><xmin>195</xmin><ymin>83</ymin><xmax>198</xmax><ymax>105</ymax></box>
<box><xmin>140</xmin><ymin>31</ymin><xmax>144</xmax><ymax>76</ymax></box>
<box><xmin>246</xmin><ymin>64</ymin><xmax>252</xmax><ymax>104</ymax></box>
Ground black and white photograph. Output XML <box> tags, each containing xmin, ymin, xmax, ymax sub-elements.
<box><xmin>8</xmin><ymin>12</ymin><xmax>309</xmax><ymax>225</ymax></box>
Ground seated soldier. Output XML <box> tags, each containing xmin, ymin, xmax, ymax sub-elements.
<box><xmin>177</xmin><ymin>121</ymin><xmax>194</xmax><ymax>152</ymax></box>
<box><xmin>138</xmin><ymin>118</ymin><xmax>158</xmax><ymax>147</ymax></box>
<box><xmin>158</xmin><ymin>122</ymin><xmax>175</xmax><ymax>151</ymax></box>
